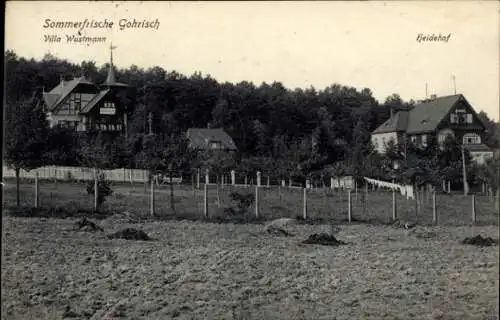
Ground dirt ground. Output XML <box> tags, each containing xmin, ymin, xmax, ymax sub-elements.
<box><xmin>1</xmin><ymin>216</ymin><xmax>499</xmax><ymax>320</ymax></box>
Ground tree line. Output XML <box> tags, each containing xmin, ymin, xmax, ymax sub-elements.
<box><xmin>4</xmin><ymin>50</ymin><xmax>500</xmax><ymax>198</ymax></box>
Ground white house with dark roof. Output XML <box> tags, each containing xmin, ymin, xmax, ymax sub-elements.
<box><xmin>42</xmin><ymin>44</ymin><xmax>134</xmax><ymax>132</ymax></box>
<box><xmin>371</xmin><ymin>94</ymin><xmax>494</xmax><ymax>164</ymax></box>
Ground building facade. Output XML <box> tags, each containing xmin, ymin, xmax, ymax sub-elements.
<box><xmin>371</xmin><ymin>94</ymin><xmax>494</xmax><ymax>164</ymax></box>
<box><xmin>42</xmin><ymin>45</ymin><xmax>134</xmax><ymax>133</ymax></box>
<box><xmin>186</xmin><ymin>128</ymin><xmax>238</xmax><ymax>152</ymax></box>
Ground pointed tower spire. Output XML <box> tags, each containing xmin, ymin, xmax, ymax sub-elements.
<box><xmin>105</xmin><ymin>42</ymin><xmax>117</xmax><ymax>84</ymax></box>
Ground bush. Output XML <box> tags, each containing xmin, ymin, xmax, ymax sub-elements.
<box><xmin>229</xmin><ymin>191</ymin><xmax>254</xmax><ymax>210</ymax></box>
<box><xmin>86</xmin><ymin>172</ymin><xmax>113</xmax><ymax>208</ymax></box>
<box><xmin>224</xmin><ymin>191</ymin><xmax>254</xmax><ymax>216</ymax></box>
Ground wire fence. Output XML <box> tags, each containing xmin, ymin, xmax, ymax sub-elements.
<box><xmin>3</xmin><ymin>178</ymin><xmax>499</xmax><ymax>226</ymax></box>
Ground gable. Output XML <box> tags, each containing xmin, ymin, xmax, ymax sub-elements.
<box><xmin>45</xmin><ymin>77</ymin><xmax>99</xmax><ymax>111</ymax></box>
<box><xmin>438</xmin><ymin>97</ymin><xmax>486</xmax><ymax>131</ymax></box>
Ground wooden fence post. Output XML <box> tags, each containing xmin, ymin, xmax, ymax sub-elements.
<box><xmin>471</xmin><ymin>194</ymin><xmax>476</xmax><ymax>225</ymax></box>
<box><xmin>432</xmin><ymin>191</ymin><xmax>437</xmax><ymax>224</ymax></box>
<box><xmin>204</xmin><ymin>183</ymin><xmax>208</xmax><ymax>218</ymax></box>
<box><xmin>330</xmin><ymin>177</ymin><xmax>334</xmax><ymax>189</ymax></box>
<box><xmin>267</xmin><ymin>176</ymin><xmax>270</xmax><ymax>188</ymax></box>
<box><xmin>303</xmin><ymin>187</ymin><xmax>307</xmax><ymax>219</ymax></box>
<box><xmin>255</xmin><ymin>186</ymin><xmax>260</xmax><ymax>218</ymax></box>
<box><xmin>34</xmin><ymin>172</ymin><xmax>39</xmax><ymax>208</ymax></box>
<box><xmin>392</xmin><ymin>189</ymin><xmax>397</xmax><ymax>221</ymax></box>
<box><xmin>257</xmin><ymin>171</ymin><xmax>261</xmax><ymax>187</ymax></box>
<box><xmin>205</xmin><ymin>169</ymin><xmax>210</xmax><ymax>185</ymax></box>
<box><xmin>94</xmin><ymin>169</ymin><xmax>99</xmax><ymax>212</ymax></box>
<box><xmin>347</xmin><ymin>190</ymin><xmax>352</xmax><ymax>223</ymax></box>
<box><xmin>355</xmin><ymin>181</ymin><xmax>358</xmax><ymax>201</ymax></box>
<box><xmin>414</xmin><ymin>184</ymin><xmax>419</xmax><ymax>218</ymax></box>
<box><xmin>231</xmin><ymin>170</ymin><xmax>236</xmax><ymax>185</ymax></box>
<box><xmin>196</xmin><ymin>168</ymin><xmax>200</xmax><ymax>189</ymax></box>
<box><xmin>150</xmin><ymin>178</ymin><xmax>155</xmax><ymax>216</ymax></box>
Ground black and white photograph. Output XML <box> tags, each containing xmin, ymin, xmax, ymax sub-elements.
<box><xmin>2</xmin><ymin>1</ymin><xmax>500</xmax><ymax>319</ymax></box>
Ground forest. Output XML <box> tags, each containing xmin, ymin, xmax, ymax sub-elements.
<box><xmin>4</xmin><ymin>50</ymin><xmax>500</xmax><ymax>191</ymax></box>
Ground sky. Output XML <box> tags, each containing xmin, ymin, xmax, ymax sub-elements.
<box><xmin>5</xmin><ymin>1</ymin><xmax>500</xmax><ymax>120</ymax></box>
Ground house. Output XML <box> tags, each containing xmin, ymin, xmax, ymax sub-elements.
<box><xmin>186</xmin><ymin>128</ymin><xmax>238</xmax><ymax>152</ymax></box>
<box><xmin>371</xmin><ymin>94</ymin><xmax>494</xmax><ymax>164</ymax></box>
<box><xmin>42</xmin><ymin>44</ymin><xmax>134</xmax><ymax>132</ymax></box>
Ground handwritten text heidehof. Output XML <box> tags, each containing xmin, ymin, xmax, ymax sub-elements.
<box><xmin>43</xmin><ymin>18</ymin><xmax>161</xmax><ymax>31</ymax></box>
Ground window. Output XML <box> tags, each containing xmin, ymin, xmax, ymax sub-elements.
<box><xmin>438</xmin><ymin>129</ymin><xmax>454</xmax><ymax>143</ymax></box>
<box><xmin>450</xmin><ymin>114</ymin><xmax>457</xmax><ymax>123</ymax></box>
<box><xmin>421</xmin><ymin>134</ymin><xmax>427</xmax><ymax>147</ymax></box>
<box><xmin>74</xmin><ymin>94</ymin><xmax>82</xmax><ymax>112</ymax></box>
<box><xmin>210</xmin><ymin>142</ymin><xmax>221</xmax><ymax>149</ymax></box>
<box><xmin>463</xmin><ymin>133</ymin><xmax>481</xmax><ymax>145</ymax></box>
<box><xmin>466</xmin><ymin>114</ymin><xmax>473</xmax><ymax>123</ymax></box>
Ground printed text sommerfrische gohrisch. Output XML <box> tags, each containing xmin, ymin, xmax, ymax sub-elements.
<box><xmin>43</xmin><ymin>18</ymin><xmax>160</xmax><ymax>31</ymax></box>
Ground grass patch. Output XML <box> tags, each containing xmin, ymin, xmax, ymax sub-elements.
<box><xmin>2</xmin><ymin>181</ymin><xmax>498</xmax><ymax>226</ymax></box>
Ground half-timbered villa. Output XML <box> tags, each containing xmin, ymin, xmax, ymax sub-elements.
<box><xmin>42</xmin><ymin>44</ymin><xmax>134</xmax><ymax>133</ymax></box>
<box><xmin>371</xmin><ymin>94</ymin><xmax>494</xmax><ymax>164</ymax></box>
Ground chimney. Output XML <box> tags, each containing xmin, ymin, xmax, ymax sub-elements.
<box><xmin>430</xmin><ymin>94</ymin><xmax>437</xmax><ymax>100</ymax></box>
<box><xmin>60</xmin><ymin>75</ymin><xmax>64</xmax><ymax>87</ymax></box>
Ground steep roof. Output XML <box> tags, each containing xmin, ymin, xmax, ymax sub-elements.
<box><xmin>43</xmin><ymin>77</ymin><xmax>98</xmax><ymax>111</ymax></box>
<box><xmin>371</xmin><ymin>94</ymin><xmax>474</xmax><ymax>135</ymax></box>
<box><xmin>80</xmin><ymin>89</ymin><xmax>110</xmax><ymax>114</ymax></box>
<box><xmin>102</xmin><ymin>44</ymin><xmax>129</xmax><ymax>87</ymax></box>
<box><xmin>102</xmin><ymin>64</ymin><xmax>129</xmax><ymax>87</ymax></box>
<box><xmin>372</xmin><ymin>110</ymin><xmax>409</xmax><ymax>134</ymax></box>
<box><xmin>406</xmin><ymin>94</ymin><xmax>462</xmax><ymax>134</ymax></box>
<box><xmin>186</xmin><ymin>128</ymin><xmax>238</xmax><ymax>151</ymax></box>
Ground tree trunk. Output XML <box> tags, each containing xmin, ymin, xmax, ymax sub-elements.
<box><xmin>15</xmin><ymin>168</ymin><xmax>20</xmax><ymax>207</ymax></box>
<box><xmin>169</xmin><ymin>170</ymin><xmax>175</xmax><ymax>212</ymax></box>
